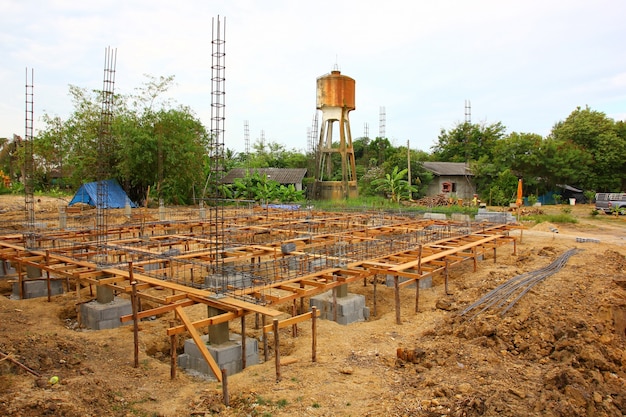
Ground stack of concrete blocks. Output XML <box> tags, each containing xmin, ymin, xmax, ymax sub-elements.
<box><xmin>7</xmin><ymin>261</ymin><xmax>65</xmax><ymax>299</ymax></box>
<box><xmin>475</xmin><ymin>208</ymin><xmax>516</xmax><ymax>224</ymax></box>
<box><xmin>385</xmin><ymin>274</ymin><xmax>433</xmax><ymax>290</ymax></box>
<box><xmin>310</xmin><ymin>290</ymin><xmax>370</xmax><ymax>325</ymax></box>
<box><xmin>12</xmin><ymin>279</ymin><xmax>64</xmax><ymax>299</ymax></box>
<box><xmin>177</xmin><ymin>334</ymin><xmax>258</xmax><ymax>379</ymax></box>
<box><xmin>79</xmin><ymin>298</ymin><xmax>132</xmax><ymax>330</ymax></box>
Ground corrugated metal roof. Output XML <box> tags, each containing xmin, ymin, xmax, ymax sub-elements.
<box><xmin>221</xmin><ymin>168</ymin><xmax>308</xmax><ymax>184</ymax></box>
<box><xmin>422</xmin><ymin>162</ymin><xmax>473</xmax><ymax>176</ymax></box>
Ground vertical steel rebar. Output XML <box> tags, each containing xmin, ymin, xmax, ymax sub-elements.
<box><xmin>24</xmin><ymin>68</ymin><xmax>35</xmax><ymax>248</ymax></box>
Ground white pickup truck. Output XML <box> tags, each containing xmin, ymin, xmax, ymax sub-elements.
<box><xmin>595</xmin><ymin>192</ymin><xmax>626</xmax><ymax>214</ymax></box>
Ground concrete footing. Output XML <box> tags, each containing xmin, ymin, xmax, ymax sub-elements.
<box><xmin>475</xmin><ymin>209</ymin><xmax>516</xmax><ymax>223</ymax></box>
<box><xmin>385</xmin><ymin>275</ymin><xmax>433</xmax><ymax>289</ymax></box>
<box><xmin>424</xmin><ymin>212</ymin><xmax>447</xmax><ymax>220</ymax></box>
<box><xmin>79</xmin><ymin>297</ymin><xmax>132</xmax><ymax>330</ymax></box>
<box><xmin>12</xmin><ymin>279</ymin><xmax>64</xmax><ymax>299</ymax></box>
<box><xmin>177</xmin><ymin>334</ymin><xmax>259</xmax><ymax>379</ymax></box>
<box><xmin>310</xmin><ymin>291</ymin><xmax>369</xmax><ymax>325</ymax></box>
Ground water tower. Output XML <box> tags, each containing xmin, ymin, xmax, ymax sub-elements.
<box><xmin>314</xmin><ymin>68</ymin><xmax>358</xmax><ymax>200</ymax></box>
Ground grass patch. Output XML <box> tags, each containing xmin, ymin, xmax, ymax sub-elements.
<box><xmin>523</xmin><ymin>213</ymin><xmax>578</xmax><ymax>224</ymax></box>
<box><xmin>255</xmin><ymin>395</ymin><xmax>272</xmax><ymax>406</ymax></box>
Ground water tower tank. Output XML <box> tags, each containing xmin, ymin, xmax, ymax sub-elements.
<box><xmin>316</xmin><ymin>70</ymin><xmax>355</xmax><ymax>110</ymax></box>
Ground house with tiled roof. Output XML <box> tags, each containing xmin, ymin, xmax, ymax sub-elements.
<box><xmin>221</xmin><ymin>168</ymin><xmax>308</xmax><ymax>191</ymax></box>
<box><xmin>421</xmin><ymin>162</ymin><xmax>475</xmax><ymax>200</ymax></box>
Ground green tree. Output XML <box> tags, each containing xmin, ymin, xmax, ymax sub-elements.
<box><xmin>116</xmin><ymin>107</ymin><xmax>208</xmax><ymax>204</ymax></box>
<box><xmin>488</xmin><ymin>169</ymin><xmax>518</xmax><ymax>206</ymax></box>
<box><xmin>550</xmin><ymin>106</ymin><xmax>626</xmax><ymax>191</ymax></box>
<box><xmin>540</xmin><ymin>136</ymin><xmax>593</xmax><ymax>191</ymax></box>
<box><xmin>249</xmin><ymin>140</ymin><xmax>307</xmax><ymax>168</ymax></box>
<box><xmin>485</xmin><ymin>132</ymin><xmax>544</xmax><ymax>197</ymax></box>
<box><xmin>431</xmin><ymin>121</ymin><xmax>506</xmax><ymax>162</ymax></box>
<box><xmin>365</xmin><ymin>137</ymin><xmax>392</xmax><ymax>166</ymax></box>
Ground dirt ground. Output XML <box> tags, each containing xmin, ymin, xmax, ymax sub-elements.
<box><xmin>0</xmin><ymin>197</ymin><xmax>625</xmax><ymax>417</ymax></box>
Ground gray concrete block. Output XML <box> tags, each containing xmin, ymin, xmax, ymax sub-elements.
<box><xmin>80</xmin><ymin>298</ymin><xmax>132</xmax><ymax>330</ymax></box>
<box><xmin>385</xmin><ymin>275</ymin><xmax>432</xmax><ymax>289</ymax></box>
<box><xmin>96</xmin><ymin>319</ymin><xmax>121</xmax><ymax>330</ymax></box>
<box><xmin>451</xmin><ymin>213</ymin><xmax>471</xmax><ymax>222</ymax></box>
<box><xmin>178</xmin><ymin>353</ymin><xmax>189</xmax><ymax>368</ymax></box>
<box><xmin>310</xmin><ymin>291</ymin><xmax>367</xmax><ymax>325</ymax></box>
<box><xmin>424</xmin><ymin>212</ymin><xmax>447</xmax><ymax>220</ymax></box>
<box><xmin>178</xmin><ymin>333</ymin><xmax>259</xmax><ymax>378</ymax></box>
<box><xmin>12</xmin><ymin>279</ymin><xmax>64</xmax><ymax>299</ymax></box>
<box><xmin>475</xmin><ymin>212</ymin><xmax>515</xmax><ymax>224</ymax></box>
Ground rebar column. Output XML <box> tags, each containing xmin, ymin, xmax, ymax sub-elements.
<box><xmin>209</xmin><ymin>16</ymin><xmax>227</xmax><ymax>292</ymax></box>
<box><xmin>96</xmin><ymin>46</ymin><xmax>117</xmax><ymax>265</ymax></box>
<box><xmin>24</xmin><ymin>68</ymin><xmax>35</xmax><ymax>249</ymax></box>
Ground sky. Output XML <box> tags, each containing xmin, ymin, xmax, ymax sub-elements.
<box><xmin>1</xmin><ymin>0</ymin><xmax>625</xmax><ymax>154</ymax></box>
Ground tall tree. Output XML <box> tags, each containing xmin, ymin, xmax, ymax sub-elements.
<box><xmin>488</xmin><ymin>132</ymin><xmax>544</xmax><ymax>195</ymax></box>
<box><xmin>550</xmin><ymin>106</ymin><xmax>626</xmax><ymax>191</ymax></box>
<box><xmin>431</xmin><ymin>121</ymin><xmax>506</xmax><ymax>162</ymax></box>
<box><xmin>115</xmin><ymin>107</ymin><xmax>208</xmax><ymax>204</ymax></box>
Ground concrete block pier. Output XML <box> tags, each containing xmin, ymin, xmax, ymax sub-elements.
<box><xmin>79</xmin><ymin>297</ymin><xmax>132</xmax><ymax>330</ymax></box>
<box><xmin>12</xmin><ymin>279</ymin><xmax>64</xmax><ymax>299</ymax></box>
<box><xmin>177</xmin><ymin>334</ymin><xmax>259</xmax><ymax>379</ymax></box>
<box><xmin>310</xmin><ymin>285</ymin><xmax>370</xmax><ymax>325</ymax></box>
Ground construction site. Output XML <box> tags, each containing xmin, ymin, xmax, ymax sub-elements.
<box><xmin>1</xmin><ymin>17</ymin><xmax>626</xmax><ymax>417</ymax></box>
<box><xmin>1</xmin><ymin>193</ymin><xmax>626</xmax><ymax>417</ymax></box>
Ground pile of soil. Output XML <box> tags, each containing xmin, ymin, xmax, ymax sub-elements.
<box><xmin>0</xmin><ymin>197</ymin><xmax>625</xmax><ymax>416</ymax></box>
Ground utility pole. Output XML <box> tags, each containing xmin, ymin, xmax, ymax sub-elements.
<box><xmin>407</xmin><ymin>140</ymin><xmax>412</xmax><ymax>200</ymax></box>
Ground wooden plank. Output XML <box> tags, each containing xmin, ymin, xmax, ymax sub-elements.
<box><xmin>262</xmin><ymin>310</ymin><xmax>320</xmax><ymax>333</ymax></box>
<box><xmin>175</xmin><ymin>306</ymin><xmax>222</xmax><ymax>381</ymax></box>
<box><xmin>164</xmin><ymin>293</ymin><xmax>189</xmax><ymax>303</ymax></box>
<box><xmin>97</xmin><ymin>276</ymin><xmax>129</xmax><ymax>285</ymax></box>
<box><xmin>390</xmin><ymin>235</ymin><xmax>499</xmax><ymax>272</ymax></box>
<box><xmin>299</xmin><ymin>279</ymin><xmax>331</xmax><ymax>288</ymax></box>
<box><xmin>218</xmin><ymin>296</ymin><xmax>283</xmax><ymax>317</ymax></box>
<box><xmin>166</xmin><ymin>311</ymin><xmax>242</xmax><ymax>336</ymax></box>
<box><xmin>398</xmin><ymin>278</ymin><xmax>418</xmax><ymax>288</ymax></box>
<box><xmin>120</xmin><ymin>299</ymin><xmax>195</xmax><ymax>323</ymax></box>
<box><xmin>186</xmin><ymin>294</ymin><xmax>244</xmax><ymax>314</ymax></box>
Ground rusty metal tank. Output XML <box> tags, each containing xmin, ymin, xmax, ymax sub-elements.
<box><xmin>316</xmin><ymin>70</ymin><xmax>355</xmax><ymax>110</ymax></box>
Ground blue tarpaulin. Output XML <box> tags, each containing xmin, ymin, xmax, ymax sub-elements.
<box><xmin>68</xmin><ymin>179</ymin><xmax>137</xmax><ymax>208</ymax></box>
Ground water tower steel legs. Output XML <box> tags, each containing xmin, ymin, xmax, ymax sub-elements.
<box><xmin>315</xmin><ymin>106</ymin><xmax>358</xmax><ymax>200</ymax></box>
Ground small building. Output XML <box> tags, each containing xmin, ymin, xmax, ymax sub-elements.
<box><xmin>422</xmin><ymin>162</ymin><xmax>475</xmax><ymax>200</ymax></box>
<box><xmin>221</xmin><ymin>168</ymin><xmax>308</xmax><ymax>191</ymax></box>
